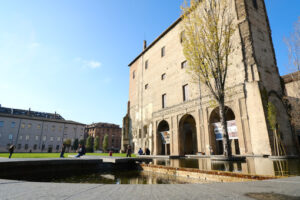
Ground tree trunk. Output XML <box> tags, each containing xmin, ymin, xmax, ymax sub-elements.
<box><xmin>219</xmin><ymin>101</ymin><xmax>232</xmax><ymax>157</ymax></box>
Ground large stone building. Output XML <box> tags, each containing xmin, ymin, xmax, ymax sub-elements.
<box><xmin>282</xmin><ymin>71</ymin><xmax>300</xmax><ymax>151</ymax></box>
<box><xmin>86</xmin><ymin>122</ymin><xmax>121</xmax><ymax>152</ymax></box>
<box><xmin>124</xmin><ymin>0</ymin><xmax>299</xmax><ymax>156</ymax></box>
<box><xmin>0</xmin><ymin>105</ymin><xmax>85</xmax><ymax>153</ymax></box>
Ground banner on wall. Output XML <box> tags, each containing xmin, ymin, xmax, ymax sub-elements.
<box><xmin>213</xmin><ymin>120</ymin><xmax>238</xmax><ymax>141</ymax></box>
<box><xmin>160</xmin><ymin>131</ymin><xmax>170</xmax><ymax>144</ymax></box>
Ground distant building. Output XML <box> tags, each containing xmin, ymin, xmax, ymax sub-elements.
<box><xmin>0</xmin><ymin>105</ymin><xmax>85</xmax><ymax>153</ymax></box>
<box><xmin>85</xmin><ymin>122</ymin><xmax>121</xmax><ymax>152</ymax></box>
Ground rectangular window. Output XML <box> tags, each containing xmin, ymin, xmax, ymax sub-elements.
<box><xmin>162</xmin><ymin>94</ymin><xmax>166</xmax><ymax>108</ymax></box>
<box><xmin>11</xmin><ymin>122</ymin><xmax>16</xmax><ymax>128</ymax></box>
<box><xmin>181</xmin><ymin>61</ymin><xmax>187</xmax><ymax>69</ymax></box>
<box><xmin>43</xmin><ymin>136</ymin><xmax>47</xmax><ymax>141</ymax></box>
<box><xmin>161</xmin><ymin>73</ymin><xmax>166</xmax><ymax>80</ymax></box>
<box><xmin>8</xmin><ymin>134</ymin><xmax>13</xmax><ymax>140</ymax></box>
<box><xmin>25</xmin><ymin>144</ymin><xmax>28</xmax><ymax>150</ymax></box>
<box><xmin>27</xmin><ymin>123</ymin><xmax>32</xmax><ymax>128</ymax></box>
<box><xmin>57</xmin><ymin>137</ymin><xmax>61</xmax><ymax>141</ymax></box>
<box><xmin>42</xmin><ymin>144</ymin><xmax>45</xmax><ymax>150</ymax></box>
<box><xmin>133</xmin><ymin>70</ymin><xmax>135</xmax><ymax>79</ymax></box>
<box><xmin>37</xmin><ymin>124</ymin><xmax>41</xmax><ymax>129</ymax></box>
<box><xmin>0</xmin><ymin>121</ymin><xmax>4</xmax><ymax>127</ymax></box>
<box><xmin>19</xmin><ymin>136</ymin><xmax>23</xmax><ymax>140</ymax></box>
<box><xmin>21</xmin><ymin>123</ymin><xmax>25</xmax><ymax>128</ymax></box>
<box><xmin>25</xmin><ymin>135</ymin><xmax>29</xmax><ymax>140</ymax></box>
<box><xmin>183</xmin><ymin>84</ymin><xmax>189</xmax><ymax>101</ymax></box>
<box><xmin>33</xmin><ymin>144</ymin><xmax>37</xmax><ymax>150</ymax></box>
<box><xmin>50</xmin><ymin>137</ymin><xmax>54</xmax><ymax>141</ymax></box>
<box><xmin>253</xmin><ymin>0</ymin><xmax>258</xmax><ymax>9</ymax></box>
<box><xmin>180</xmin><ymin>31</ymin><xmax>185</xmax><ymax>43</ymax></box>
<box><xmin>145</xmin><ymin>60</ymin><xmax>148</xmax><ymax>70</ymax></box>
<box><xmin>56</xmin><ymin>145</ymin><xmax>60</xmax><ymax>150</ymax></box>
<box><xmin>35</xmin><ymin>136</ymin><xmax>39</xmax><ymax>141</ymax></box>
<box><xmin>145</xmin><ymin>84</ymin><xmax>148</xmax><ymax>90</ymax></box>
<box><xmin>161</xmin><ymin>46</ymin><xmax>165</xmax><ymax>57</ymax></box>
<box><xmin>17</xmin><ymin>144</ymin><xmax>21</xmax><ymax>149</ymax></box>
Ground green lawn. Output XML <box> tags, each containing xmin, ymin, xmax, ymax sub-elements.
<box><xmin>0</xmin><ymin>153</ymin><xmax>136</xmax><ymax>158</ymax></box>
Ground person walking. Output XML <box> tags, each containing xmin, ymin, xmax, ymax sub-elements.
<box><xmin>126</xmin><ymin>145</ymin><xmax>132</xmax><ymax>157</ymax></box>
<box><xmin>145</xmin><ymin>148</ymin><xmax>150</xmax><ymax>155</ymax></box>
<box><xmin>60</xmin><ymin>144</ymin><xmax>66</xmax><ymax>158</ymax></box>
<box><xmin>8</xmin><ymin>145</ymin><xmax>15</xmax><ymax>159</ymax></box>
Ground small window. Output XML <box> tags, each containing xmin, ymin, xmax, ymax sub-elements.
<box><xmin>35</xmin><ymin>136</ymin><xmax>39</xmax><ymax>141</ymax></box>
<box><xmin>57</xmin><ymin>137</ymin><xmax>61</xmax><ymax>141</ymax></box>
<box><xmin>133</xmin><ymin>70</ymin><xmax>135</xmax><ymax>79</ymax></box>
<box><xmin>253</xmin><ymin>0</ymin><xmax>258</xmax><ymax>9</ymax></box>
<box><xmin>25</xmin><ymin>144</ymin><xmax>29</xmax><ymax>150</ymax></box>
<box><xmin>27</xmin><ymin>123</ymin><xmax>32</xmax><ymax>128</ymax></box>
<box><xmin>43</xmin><ymin>136</ymin><xmax>47</xmax><ymax>141</ymax></box>
<box><xmin>8</xmin><ymin>134</ymin><xmax>13</xmax><ymax>140</ymax></box>
<box><xmin>183</xmin><ymin>84</ymin><xmax>189</xmax><ymax>101</ymax></box>
<box><xmin>25</xmin><ymin>135</ymin><xmax>29</xmax><ymax>141</ymax></box>
<box><xmin>161</xmin><ymin>73</ymin><xmax>166</xmax><ymax>80</ymax></box>
<box><xmin>50</xmin><ymin>137</ymin><xmax>54</xmax><ymax>141</ymax></box>
<box><xmin>145</xmin><ymin>60</ymin><xmax>148</xmax><ymax>70</ymax></box>
<box><xmin>180</xmin><ymin>31</ymin><xmax>185</xmax><ymax>43</ymax></box>
<box><xmin>21</xmin><ymin>123</ymin><xmax>25</xmax><ymax>128</ymax></box>
<box><xmin>17</xmin><ymin>144</ymin><xmax>21</xmax><ymax>149</ymax></box>
<box><xmin>42</xmin><ymin>144</ymin><xmax>45</xmax><ymax>150</ymax></box>
<box><xmin>162</xmin><ymin>94</ymin><xmax>166</xmax><ymax>108</ymax></box>
<box><xmin>19</xmin><ymin>136</ymin><xmax>23</xmax><ymax>140</ymax></box>
<box><xmin>0</xmin><ymin>121</ymin><xmax>4</xmax><ymax>127</ymax></box>
<box><xmin>145</xmin><ymin>84</ymin><xmax>148</xmax><ymax>90</ymax></box>
<box><xmin>161</xmin><ymin>46</ymin><xmax>165</xmax><ymax>57</ymax></box>
<box><xmin>181</xmin><ymin>61</ymin><xmax>187</xmax><ymax>69</ymax></box>
<box><xmin>33</xmin><ymin>144</ymin><xmax>37</xmax><ymax>150</ymax></box>
<box><xmin>56</xmin><ymin>145</ymin><xmax>60</xmax><ymax>150</ymax></box>
<box><xmin>11</xmin><ymin>122</ymin><xmax>16</xmax><ymax>128</ymax></box>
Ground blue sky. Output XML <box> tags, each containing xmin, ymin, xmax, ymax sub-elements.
<box><xmin>0</xmin><ymin>0</ymin><xmax>299</xmax><ymax>126</ymax></box>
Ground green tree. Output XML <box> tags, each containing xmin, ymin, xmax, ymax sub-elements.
<box><xmin>94</xmin><ymin>136</ymin><xmax>100</xmax><ymax>151</ymax></box>
<box><xmin>79</xmin><ymin>139</ymin><xmax>85</xmax><ymax>145</ymax></box>
<box><xmin>64</xmin><ymin>139</ymin><xmax>72</xmax><ymax>152</ymax></box>
<box><xmin>85</xmin><ymin>136</ymin><xmax>93</xmax><ymax>153</ymax></box>
<box><xmin>102</xmin><ymin>134</ymin><xmax>109</xmax><ymax>152</ymax></box>
<box><xmin>72</xmin><ymin>138</ymin><xmax>79</xmax><ymax>151</ymax></box>
<box><xmin>181</xmin><ymin>0</ymin><xmax>235</xmax><ymax>157</ymax></box>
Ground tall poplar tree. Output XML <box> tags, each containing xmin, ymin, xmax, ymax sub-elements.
<box><xmin>182</xmin><ymin>0</ymin><xmax>235</xmax><ymax>157</ymax></box>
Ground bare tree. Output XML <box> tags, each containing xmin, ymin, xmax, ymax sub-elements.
<box><xmin>181</xmin><ymin>0</ymin><xmax>235</xmax><ymax>157</ymax></box>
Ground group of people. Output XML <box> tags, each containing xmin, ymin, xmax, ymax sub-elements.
<box><xmin>138</xmin><ymin>148</ymin><xmax>150</xmax><ymax>155</ymax></box>
<box><xmin>60</xmin><ymin>143</ymin><xmax>86</xmax><ymax>158</ymax></box>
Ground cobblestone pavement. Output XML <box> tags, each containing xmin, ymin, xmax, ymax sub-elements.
<box><xmin>0</xmin><ymin>177</ymin><xmax>299</xmax><ymax>200</ymax></box>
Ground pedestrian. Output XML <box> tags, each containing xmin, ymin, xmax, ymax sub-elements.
<box><xmin>8</xmin><ymin>145</ymin><xmax>15</xmax><ymax>159</ymax></box>
<box><xmin>126</xmin><ymin>145</ymin><xmax>132</xmax><ymax>157</ymax></box>
<box><xmin>75</xmin><ymin>144</ymin><xmax>86</xmax><ymax>158</ymax></box>
<box><xmin>60</xmin><ymin>144</ymin><xmax>66</xmax><ymax>158</ymax></box>
<box><xmin>109</xmin><ymin>149</ymin><xmax>113</xmax><ymax>156</ymax></box>
<box><xmin>138</xmin><ymin>148</ymin><xmax>143</xmax><ymax>155</ymax></box>
<box><xmin>145</xmin><ymin>148</ymin><xmax>150</xmax><ymax>155</ymax></box>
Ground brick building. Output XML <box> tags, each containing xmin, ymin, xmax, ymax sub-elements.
<box><xmin>123</xmin><ymin>0</ymin><xmax>299</xmax><ymax>156</ymax></box>
<box><xmin>86</xmin><ymin>122</ymin><xmax>121</xmax><ymax>152</ymax></box>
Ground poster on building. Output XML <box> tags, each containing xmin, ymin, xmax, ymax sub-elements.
<box><xmin>213</xmin><ymin>120</ymin><xmax>238</xmax><ymax>140</ymax></box>
<box><xmin>160</xmin><ymin>131</ymin><xmax>170</xmax><ymax>144</ymax></box>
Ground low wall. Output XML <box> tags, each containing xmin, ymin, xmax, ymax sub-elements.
<box><xmin>140</xmin><ymin>164</ymin><xmax>279</xmax><ymax>183</ymax></box>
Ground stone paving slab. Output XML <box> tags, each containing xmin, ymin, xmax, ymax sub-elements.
<box><xmin>0</xmin><ymin>177</ymin><xmax>299</xmax><ymax>200</ymax></box>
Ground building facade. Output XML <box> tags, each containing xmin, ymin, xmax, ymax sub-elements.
<box><xmin>125</xmin><ymin>0</ymin><xmax>299</xmax><ymax>156</ymax></box>
<box><xmin>86</xmin><ymin>122</ymin><xmax>121</xmax><ymax>152</ymax></box>
<box><xmin>0</xmin><ymin>106</ymin><xmax>85</xmax><ymax>153</ymax></box>
<box><xmin>282</xmin><ymin>71</ymin><xmax>300</xmax><ymax>152</ymax></box>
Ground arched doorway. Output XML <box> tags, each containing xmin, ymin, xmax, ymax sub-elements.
<box><xmin>178</xmin><ymin>114</ymin><xmax>198</xmax><ymax>156</ymax></box>
<box><xmin>157</xmin><ymin>120</ymin><xmax>170</xmax><ymax>155</ymax></box>
<box><xmin>209</xmin><ymin>106</ymin><xmax>240</xmax><ymax>155</ymax></box>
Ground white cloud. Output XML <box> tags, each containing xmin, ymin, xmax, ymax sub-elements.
<box><xmin>75</xmin><ymin>57</ymin><xmax>101</xmax><ymax>69</ymax></box>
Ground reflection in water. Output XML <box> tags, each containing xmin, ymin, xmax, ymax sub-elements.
<box><xmin>53</xmin><ymin>171</ymin><xmax>201</xmax><ymax>184</ymax></box>
<box><xmin>151</xmin><ymin>158</ymin><xmax>300</xmax><ymax>176</ymax></box>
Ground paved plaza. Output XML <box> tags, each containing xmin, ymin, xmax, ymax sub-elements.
<box><xmin>0</xmin><ymin>176</ymin><xmax>299</xmax><ymax>200</ymax></box>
